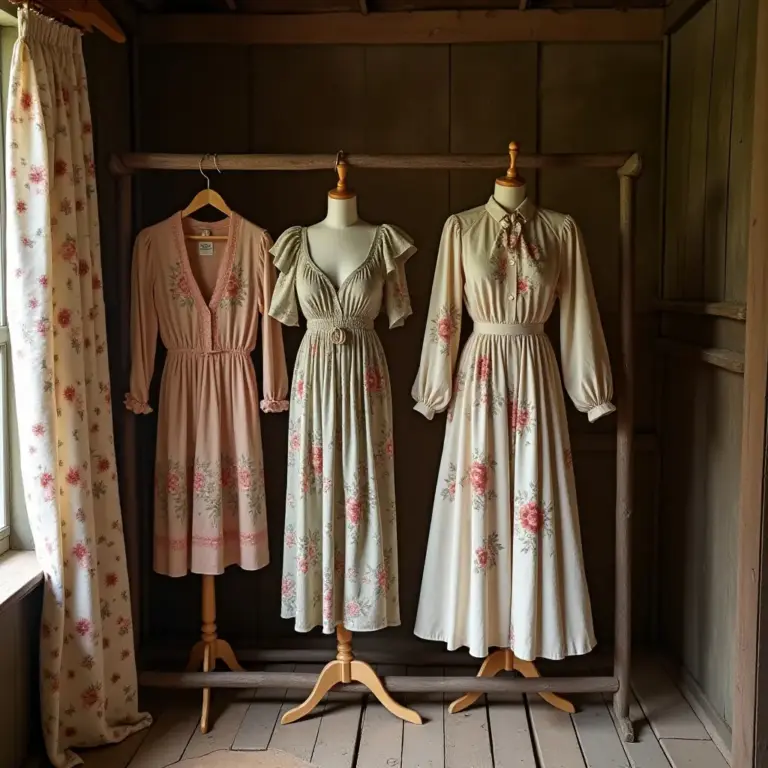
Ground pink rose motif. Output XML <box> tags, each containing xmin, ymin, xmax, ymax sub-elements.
<box><xmin>448</xmin><ymin>481</ymin><xmax>456</xmax><ymax>497</ymax></box>
<box><xmin>475</xmin><ymin>547</ymin><xmax>489</xmax><ymax>570</ymax></box>
<box><xmin>377</xmin><ymin>567</ymin><xmax>389</xmax><ymax>590</ymax></box>
<box><xmin>57</xmin><ymin>308</ymin><xmax>72</xmax><ymax>328</ymax></box>
<box><xmin>311</xmin><ymin>446</ymin><xmax>323</xmax><ymax>475</ymax></box>
<box><xmin>516</xmin><ymin>406</ymin><xmax>530</xmax><ymax>430</ymax></box>
<box><xmin>178</xmin><ymin>275</ymin><xmax>191</xmax><ymax>297</ymax></box>
<box><xmin>166</xmin><ymin>472</ymin><xmax>181</xmax><ymax>495</ymax></box>
<box><xmin>437</xmin><ymin>316</ymin><xmax>453</xmax><ymax>342</ymax></box>
<box><xmin>281</xmin><ymin>577</ymin><xmax>295</xmax><ymax>598</ymax></box>
<box><xmin>75</xmin><ymin>618</ymin><xmax>92</xmax><ymax>637</ymax></box>
<box><xmin>285</xmin><ymin>530</ymin><xmax>296</xmax><ymax>548</ymax></box>
<box><xmin>289</xmin><ymin>432</ymin><xmax>301</xmax><ymax>452</ymax></box>
<box><xmin>32</xmin><ymin>423</ymin><xmax>45</xmax><ymax>437</ymax></box>
<box><xmin>297</xmin><ymin>557</ymin><xmax>309</xmax><ymax>574</ymax></box>
<box><xmin>226</xmin><ymin>275</ymin><xmax>240</xmax><ymax>299</ymax></box>
<box><xmin>364</xmin><ymin>366</ymin><xmax>383</xmax><ymax>393</ymax></box>
<box><xmin>519</xmin><ymin>501</ymin><xmax>544</xmax><ymax>534</ymax></box>
<box><xmin>476</xmin><ymin>356</ymin><xmax>491</xmax><ymax>381</ymax></box>
<box><xmin>66</xmin><ymin>466</ymin><xmax>82</xmax><ymax>486</ymax></box>
<box><xmin>296</xmin><ymin>380</ymin><xmax>305</xmax><ymax>399</ymax></box>
<box><xmin>346</xmin><ymin>497</ymin><xmax>362</xmax><ymax>525</ymax></box>
<box><xmin>238</xmin><ymin>467</ymin><xmax>252</xmax><ymax>491</ymax></box>
<box><xmin>40</xmin><ymin>471</ymin><xmax>53</xmax><ymax>489</ymax></box>
<box><xmin>385</xmin><ymin>438</ymin><xmax>394</xmax><ymax>457</ymax></box>
<box><xmin>193</xmin><ymin>471</ymin><xmax>205</xmax><ymax>494</ymax></box>
<box><xmin>517</xmin><ymin>277</ymin><xmax>530</xmax><ymax>294</ymax></box>
<box><xmin>323</xmin><ymin>590</ymin><xmax>333</xmax><ymax>619</ymax></box>
<box><xmin>469</xmin><ymin>462</ymin><xmax>488</xmax><ymax>495</ymax></box>
<box><xmin>345</xmin><ymin>600</ymin><xmax>361</xmax><ymax>618</ymax></box>
<box><xmin>60</xmin><ymin>237</ymin><xmax>77</xmax><ymax>262</ymax></box>
<box><xmin>72</xmin><ymin>541</ymin><xmax>89</xmax><ymax>567</ymax></box>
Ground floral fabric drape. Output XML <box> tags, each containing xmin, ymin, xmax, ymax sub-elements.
<box><xmin>5</xmin><ymin>9</ymin><xmax>150</xmax><ymax>767</ymax></box>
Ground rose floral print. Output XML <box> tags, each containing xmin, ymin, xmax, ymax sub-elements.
<box><xmin>6</xmin><ymin>10</ymin><xmax>151</xmax><ymax>765</ymax></box>
<box><xmin>126</xmin><ymin>207</ymin><xmax>288</xmax><ymax>576</ymax></box>
<box><xmin>413</xmin><ymin>198</ymin><xmax>612</xmax><ymax>661</ymax></box>
<box><xmin>270</xmin><ymin>223</ymin><xmax>416</xmax><ymax>633</ymax></box>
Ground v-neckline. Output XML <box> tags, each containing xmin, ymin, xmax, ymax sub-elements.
<box><xmin>174</xmin><ymin>211</ymin><xmax>239</xmax><ymax>311</ymax></box>
<box><xmin>301</xmin><ymin>224</ymin><xmax>382</xmax><ymax>299</ymax></box>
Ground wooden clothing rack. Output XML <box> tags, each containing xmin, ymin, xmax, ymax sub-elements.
<box><xmin>111</xmin><ymin>149</ymin><xmax>641</xmax><ymax>742</ymax></box>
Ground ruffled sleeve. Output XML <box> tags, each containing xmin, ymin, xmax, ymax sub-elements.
<box><xmin>258</xmin><ymin>231</ymin><xmax>290</xmax><ymax>413</ymax></box>
<box><xmin>268</xmin><ymin>226</ymin><xmax>302</xmax><ymax>327</ymax></box>
<box><xmin>558</xmin><ymin>216</ymin><xmax>615</xmax><ymax>422</ymax></box>
<box><xmin>124</xmin><ymin>229</ymin><xmax>157</xmax><ymax>415</ymax></box>
<box><xmin>411</xmin><ymin>215</ymin><xmax>464</xmax><ymax>419</ymax></box>
<box><xmin>380</xmin><ymin>223</ymin><xmax>417</xmax><ymax>329</ymax></box>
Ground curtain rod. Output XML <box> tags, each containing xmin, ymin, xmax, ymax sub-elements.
<box><xmin>110</xmin><ymin>152</ymin><xmax>642</xmax><ymax>177</ymax></box>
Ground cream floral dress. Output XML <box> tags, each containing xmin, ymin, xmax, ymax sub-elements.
<box><xmin>126</xmin><ymin>213</ymin><xmax>288</xmax><ymax>577</ymax></box>
<box><xmin>270</xmin><ymin>224</ymin><xmax>415</xmax><ymax>633</ymax></box>
<box><xmin>412</xmin><ymin>197</ymin><xmax>614</xmax><ymax>660</ymax></box>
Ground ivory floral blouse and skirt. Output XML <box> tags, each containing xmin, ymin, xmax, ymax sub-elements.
<box><xmin>126</xmin><ymin>213</ymin><xmax>289</xmax><ymax>577</ymax></box>
<box><xmin>412</xmin><ymin>197</ymin><xmax>614</xmax><ymax>661</ymax></box>
<box><xmin>269</xmin><ymin>224</ymin><xmax>416</xmax><ymax>633</ymax></box>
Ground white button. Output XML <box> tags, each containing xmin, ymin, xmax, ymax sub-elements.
<box><xmin>509</xmin><ymin>258</ymin><xmax>516</xmax><ymax>265</ymax></box>
<box><xmin>508</xmin><ymin>295</ymin><xmax>515</xmax><ymax>301</ymax></box>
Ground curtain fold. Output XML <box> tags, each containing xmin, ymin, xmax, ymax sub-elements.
<box><xmin>5</xmin><ymin>8</ymin><xmax>151</xmax><ymax>767</ymax></box>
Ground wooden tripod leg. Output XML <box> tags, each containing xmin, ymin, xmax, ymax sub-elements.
<box><xmin>514</xmin><ymin>658</ymin><xmax>576</xmax><ymax>714</ymax></box>
<box><xmin>350</xmin><ymin>659</ymin><xmax>422</xmax><ymax>725</ymax></box>
<box><xmin>213</xmin><ymin>639</ymin><xmax>244</xmax><ymax>672</ymax></box>
<box><xmin>281</xmin><ymin>659</ymin><xmax>343</xmax><ymax>725</ymax></box>
<box><xmin>200</xmin><ymin>642</ymin><xmax>212</xmax><ymax>734</ymax></box>
<box><xmin>448</xmin><ymin>650</ymin><xmax>508</xmax><ymax>714</ymax></box>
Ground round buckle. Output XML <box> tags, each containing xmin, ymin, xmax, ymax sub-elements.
<box><xmin>330</xmin><ymin>327</ymin><xmax>347</xmax><ymax>345</ymax></box>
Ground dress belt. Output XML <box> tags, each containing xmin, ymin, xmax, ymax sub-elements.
<box><xmin>168</xmin><ymin>348</ymin><xmax>250</xmax><ymax>356</ymax></box>
<box><xmin>307</xmin><ymin>317</ymin><xmax>374</xmax><ymax>345</ymax></box>
<box><xmin>473</xmin><ymin>322</ymin><xmax>544</xmax><ymax>336</ymax></box>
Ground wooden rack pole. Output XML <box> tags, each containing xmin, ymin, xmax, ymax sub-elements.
<box><xmin>112</xmin><ymin>150</ymin><xmax>641</xmax><ymax>711</ymax></box>
<box><xmin>140</xmin><ymin>671</ymin><xmax>619</xmax><ymax>694</ymax></box>
<box><xmin>614</xmin><ymin>154</ymin><xmax>641</xmax><ymax>743</ymax></box>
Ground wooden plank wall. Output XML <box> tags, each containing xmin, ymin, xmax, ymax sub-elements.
<box><xmin>659</xmin><ymin>0</ymin><xmax>758</xmax><ymax>736</ymax></box>
<box><xmin>125</xmin><ymin>40</ymin><xmax>662</xmax><ymax>658</ymax></box>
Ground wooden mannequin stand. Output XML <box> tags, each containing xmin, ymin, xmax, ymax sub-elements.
<box><xmin>186</xmin><ymin>575</ymin><xmax>244</xmax><ymax>733</ymax></box>
<box><xmin>449</xmin><ymin>648</ymin><xmax>575</xmax><ymax>714</ymax></box>
<box><xmin>281</xmin><ymin>626</ymin><xmax>423</xmax><ymax>725</ymax></box>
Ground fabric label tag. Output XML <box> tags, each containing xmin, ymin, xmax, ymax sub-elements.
<box><xmin>198</xmin><ymin>241</ymin><xmax>214</xmax><ymax>257</ymax></box>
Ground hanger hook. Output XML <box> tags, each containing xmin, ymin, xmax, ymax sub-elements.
<box><xmin>199</xmin><ymin>153</ymin><xmax>211</xmax><ymax>189</ymax></box>
<box><xmin>212</xmin><ymin>153</ymin><xmax>222</xmax><ymax>176</ymax></box>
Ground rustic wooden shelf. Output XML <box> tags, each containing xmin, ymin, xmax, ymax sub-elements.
<box><xmin>656</xmin><ymin>299</ymin><xmax>747</xmax><ymax>321</ymax></box>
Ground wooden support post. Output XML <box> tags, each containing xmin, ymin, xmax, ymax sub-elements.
<box><xmin>614</xmin><ymin>154</ymin><xmax>641</xmax><ymax>743</ymax></box>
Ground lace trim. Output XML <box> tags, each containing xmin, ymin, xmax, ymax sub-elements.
<box><xmin>124</xmin><ymin>393</ymin><xmax>153</xmax><ymax>414</ymax></box>
<box><xmin>260</xmin><ymin>399</ymin><xmax>289</xmax><ymax>413</ymax></box>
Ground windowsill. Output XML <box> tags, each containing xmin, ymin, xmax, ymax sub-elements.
<box><xmin>0</xmin><ymin>550</ymin><xmax>42</xmax><ymax>613</ymax></box>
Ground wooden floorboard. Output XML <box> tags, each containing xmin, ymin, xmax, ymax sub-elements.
<box><xmin>311</xmin><ymin>690</ymin><xmax>364</xmax><ymax>768</ymax></box>
<box><xmin>632</xmin><ymin>659</ymin><xmax>710</xmax><ymax>741</ymax></box>
<box><xmin>604</xmin><ymin>691</ymin><xmax>672</xmax><ymax>768</ymax></box>
<box><xmin>487</xmin><ymin>692</ymin><xmax>536</xmax><ymax>768</ymax></box>
<box><xmin>232</xmin><ymin>664</ymin><xmax>294</xmax><ymax>751</ymax></box>
<box><xmin>356</xmin><ymin>664</ymin><xmax>406</xmax><ymax>768</ymax></box>
<box><xmin>81</xmin><ymin>728</ymin><xmax>149</xmax><ymax>768</ymax></box>
<box><xmin>182</xmin><ymin>690</ymin><xmax>253</xmax><ymax>760</ymax></box>
<box><xmin>130</xmin><ymin>692</ymin><xmax>200</xmax><ymax>768</ymax></box>
<box><xmin>268</xmin><ymin>664</ymin><xmax>326</xmax><ymax>763</ymax></box>
<box><xmin>401</xmin><ymin>666</ymin><xmax>445</xmax><ymax>768</ymax></box>
<box><xmin>660</xmin><ymin>738</ymin><xmax>731</xmax><ymax>768</ymax></box>
<box><xmin>443</xmin><ymin>667</ymin><xmax>493</xmax><ymax>768</ymax></box>
<box><xmin>571</xmin><ymin>694</ymin><xmax>629</xmax><ymax>768</ymax></box>
<box><xmin>528</xmin><ymin>694</ymin><xmax>587</xmax><ymax>768</ymax></box>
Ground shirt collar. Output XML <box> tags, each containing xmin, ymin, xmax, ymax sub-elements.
<box><xmin>485</xmin><ymin>195</ymin><xmax>535</xmax><ymax>224</ymax></box>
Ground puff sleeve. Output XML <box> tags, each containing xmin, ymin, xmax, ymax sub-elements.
<box><xmin>124</xmin><ymin>230</ymin><xmax>157</xmax><ymax>415</ymax></box>
<box><xmin>411</xmin><ymin>215</ymin><xmax>464</xmax><ymax>420</ymax></box>
<box><xmin>268</xmin><ymin>226</ymin><xmax>302</xmax><ymax>327</ymax></box>
<box><xmin>258</xmin><ymin>231</ymin><xmax>290</xmax><ymax>413</ymax></box>
<box><xmin>558</xmin><ymin>216</ymin><xmax>615</xmax><ymax>422</ymax></box>
<box><xmin>380</xmin><ymin>224</ymin><xmax>417</xmax><ymax>329</ymax></box>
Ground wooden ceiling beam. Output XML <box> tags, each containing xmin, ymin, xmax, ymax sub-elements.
<box><xmin>138</xmin><ymin>8</ymin><xmax>664</xmax><ymax>44</ymax></box>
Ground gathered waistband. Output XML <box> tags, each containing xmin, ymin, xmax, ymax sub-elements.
<box><xmin>168</xmin><ymin>348</ymin><xmax>250</xmax><ymax>356</ymax></box>
<box><xmin>307</xmin><ymin>317</ymin><xmax>374</xmax><ymax>345</ymax></box>
<box><xmin>473</xmin><ymin>322</ymin><xmax>544</xmax><ymax>336</ymax></box>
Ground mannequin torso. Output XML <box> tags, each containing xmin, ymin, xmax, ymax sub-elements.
<box><xmin>306</xmin><ymin>196</ymin><xmax>377</xmax><ymax>290</ymax></box>
<box><xmin>493</xmin><ymin>180</ymin><xmax>527</xmax><ymax>213</ymax></box>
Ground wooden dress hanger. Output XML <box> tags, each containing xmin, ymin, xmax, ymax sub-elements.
<box><xmin>182</xmin><ymin>154</ymin><xmax>231</xmax><ymax>242</ymax></box>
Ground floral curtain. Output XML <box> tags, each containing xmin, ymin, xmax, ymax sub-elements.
<box><xmin>5</xmin><ymin>9</ymin><xmax>151</xmax><ymax>767</ymax></box>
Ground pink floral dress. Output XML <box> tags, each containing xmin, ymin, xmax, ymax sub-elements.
<box><xmin>125</xmin><ymin>213</ymin><xmax>288</xmax><ymax>576</ymax></box>
<box><xmin>412</xmin><ymin>197</ymin><xmax>614</xmax><ymax>660</ymax></box>
<box><xmin>269</xmin><ymin>224</ymin><xmax>415</xmax><ymax>632</ymax></box>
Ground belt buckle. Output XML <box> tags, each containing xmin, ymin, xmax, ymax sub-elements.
<box><xmin>330</xmin><ymin>327</ymin><xmax>346</xmax><ymax>345</ymax></box>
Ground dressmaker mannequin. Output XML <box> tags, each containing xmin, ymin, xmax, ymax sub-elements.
<box><xmin>281</xmin><ymin>158</ymin><xmax>422</xmax><ymax>728</ymax></box>
<box><xmin>449</xmin><ymin>142</ymin><xmax>575</xmax><ymax>717</ymax></box>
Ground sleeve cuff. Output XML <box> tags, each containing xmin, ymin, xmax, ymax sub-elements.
<box><xmin>414</xmin><ymin>401</ymin><xmax>435</xmax><ymax>420</ymax></box>
<box><xmin>124</xmin><ymin>394</ymin><xmax>152</xmax><ymax>415</ymax></box>
<box><xmin>587</xmin><ymin>402</ymin><xmax>616</xmax><ymax>422</ymax></box>
<box><xmin>260</xmin><ymin>399</ymin><xmax>290</xmax><ymax>413</ymax></box>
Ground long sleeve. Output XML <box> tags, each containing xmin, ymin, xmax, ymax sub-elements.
<box><xmin>411</xmin><ymin>215</ymin><xmax>464</xmax><ymax>420</ymax></box>
<box><xmin>124</xmin><ymin>231</ymin><xmax>157</xmax><ymax>415</ymax></box>
<box><xmin>558</xmin><ymin>216</ymin><xmax>615</xmax><ymax>422</ymax></box>
<box><xmin>258</xmin><ymin>231</ymin><xmax>290</xmax><ymax>413</ymax></box>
